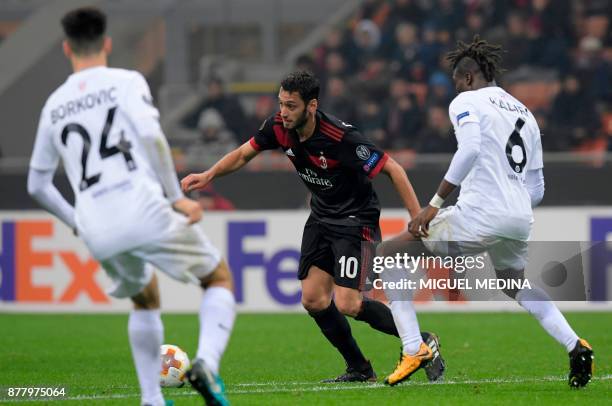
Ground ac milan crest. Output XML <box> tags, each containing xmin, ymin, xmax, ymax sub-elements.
<box><xmin>319</xmin><ymin>151</ymin><xmax>328</xmax><ymax>169</ymax></box>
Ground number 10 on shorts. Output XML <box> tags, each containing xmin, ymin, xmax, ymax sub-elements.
<box><xmin>339</xmin><ymin>256</ymin><xmax>358</xmax><ymax>278</ymax></box>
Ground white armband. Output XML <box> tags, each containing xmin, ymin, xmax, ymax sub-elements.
<box><xmin>429</xmin><ymin>194</ymin><xmax>445</xmax><ymax>209</ymax></box>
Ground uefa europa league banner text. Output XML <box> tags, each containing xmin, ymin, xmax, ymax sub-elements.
<box><xmin>1</xmin><ymin>209</ymin><xmax>612</xmax><ymax>311</ymax></box>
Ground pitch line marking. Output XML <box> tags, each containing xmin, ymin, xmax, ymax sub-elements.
<box><xmin>1</xmin><ymin>375</ymin><xmax>610</xmax><ymax>402</ymax></box>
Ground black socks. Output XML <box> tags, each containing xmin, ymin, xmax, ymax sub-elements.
<box><xmin>355</xmin><ymin>297</ymin><xmax>399</xmax><ymax>336</ymax></box>
<box><xmin>309</xmin><ymin>301</ymin><xmax>368</xmax><ymax>369</ymax></box>
<box><xmin>355</xmin><ymin>298</ymin><xmax>432</xmax><ymax>343</ymax></box>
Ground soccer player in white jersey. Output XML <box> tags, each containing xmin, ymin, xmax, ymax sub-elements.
<box><xmin>384</xmin><ymin>37</ymin><xmax>593</xmax><ymax>388</ymax></box>
<box><xmin>27</xmin><ymin>8</ymin><xmax>233</xmax><ymax>406</ymax></box>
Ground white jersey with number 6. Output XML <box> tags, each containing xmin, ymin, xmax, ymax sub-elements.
<box><xmin>30</xmin><ymin>66</ymin><xmax>177</xmax><ymax>259</ymax></box>
<box><xmin>448</xmin><ymin>86</ymin><xmax>543</xmax><ymax>239</ymax></box>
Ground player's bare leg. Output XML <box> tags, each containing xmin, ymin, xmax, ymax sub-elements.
<box><xmin>129</xmin><ymin>274</ymin><xmax>167</xmax><ymax>406</ymax></box>
<box><xmin>186</xmin><ymin>259</ymin><xmax>234</xmax><ymax>406</ymax></box>
<box><xmin>335</xmin><ymin>285</ymin><xmax>399</xmax><ymax>334</ymax></box>
<box><xmin>301</xmin><ymin>266</ymin><xmax>374</xmax><ymax>382</ymax></box>
<box><xmin>301</xmin><ymin>265</ymin><xmax>334</xmax><ymax>312</ymax></box>
<box><xmin>497</xmin><ymin>268</ymin><xmax>594</xmax><ymax>388</ymax></box>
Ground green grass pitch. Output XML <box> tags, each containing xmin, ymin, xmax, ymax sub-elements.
<box><xmin>0</xmin><ymin>312</ymin><xmax>610</xmax><ymax>405</ymax></box>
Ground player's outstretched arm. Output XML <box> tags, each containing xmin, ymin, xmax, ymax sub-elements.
<box><xmin>181</xmin><ymin>141</ymin><xmax>259</xmax><ymax>192</ymax></box>
<box><xmin>409</xmin><ymin>121</ymin><xmax>481</xmax><ymax>238</ymax></box>
<box><xmin>381</xmin><ymin>157</ymin><xmax>421</xmax><ymax>219</ymax></box>
<box><xmin>409</xmin><ymin>179</ymin><xmax>456</xmax><ymax>238</ymax></box>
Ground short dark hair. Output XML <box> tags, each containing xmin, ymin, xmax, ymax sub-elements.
<box><xmin>446</xmin><ymin>35</ymin><xmax>504</xmax><ymax>82</ymax></box>
<box><xmin>280</xmin><ymin>70</ymin><xmax>320</xmax><ymax>103</ymax></box>
<box><xmin>61</xmin><ymin>7</ymin><xmax>106</xmax><ymax>55</ymax></box>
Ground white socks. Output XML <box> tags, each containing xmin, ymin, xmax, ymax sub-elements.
<box><xmin>517</xmin><ymin>287</ymin><xmax>579</xmax><ymax>352</ymax></box>
<box><xmin>389</xmin><ymin>285</ymin><xmax>581</xmax><ymax>355</ymax></box>
<box><xmin>126</xmin><ymin>287</ymin><xmax>236</xmax><ymax>405</ymax></box>
<box><xmin>196</xmin><ymin>287</ymin><xmax>236</xmax><ymax>375</ymax></box>
<box><xmin>384</xmin><ymin>264</ymin><xmax>423</xmax><ymax>355</ymax></box>
<box><xmin>128</xmin><ymin>309</ymin><xmax>165</xmax><ymax>406</ymax></box>
<box><xmin>390</xmin><ymin>300</ymin><xmax>423</xmax><ymax>355</ymax></box>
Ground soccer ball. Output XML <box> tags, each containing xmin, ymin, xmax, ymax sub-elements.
<box><xmin>160</xmin><ymin>344</ymin><xmax>191</xmax><ymax>388</ymax></box>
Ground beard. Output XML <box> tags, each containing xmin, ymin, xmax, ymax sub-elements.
<box><xmin>290</xmin><ymin>108</ymin><xmax>309</xmax><ymax>130</ymax></box>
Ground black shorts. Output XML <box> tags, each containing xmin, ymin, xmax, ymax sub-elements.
<box><xmin>298</xmin><ymin>218</ymin><xmax>381</xmax><ymax>289</ymax></box>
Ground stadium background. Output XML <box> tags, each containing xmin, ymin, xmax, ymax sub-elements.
<box><xmin>0</xmin><ymin>0</ymin><xmax>610</xmax><ymax>312</ymax></box>
<box><xmin>0</xmin><ymin>1</ymin><xmax>610</xmax><ymax>404</ymax></box>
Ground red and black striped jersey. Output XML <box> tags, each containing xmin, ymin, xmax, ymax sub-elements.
<box><xmin>249</xmin><ymin>110</ymin><xmax>388</xmax><ymax>226</ymax></box>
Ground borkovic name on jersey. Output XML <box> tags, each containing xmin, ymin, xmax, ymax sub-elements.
<box><xmin>249</xmin><ymin>110</ymin><xmax>389</xmax><ymax>226</ymax></box>
<box><xmin>49</xmin><ymin>87</ymin><xmax>117</xmax><ymax>124</ymax></box>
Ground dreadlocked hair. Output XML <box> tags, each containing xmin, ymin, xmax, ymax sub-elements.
<box><xmin>446</xmin><ymin>35</ymin><xmax>504</xmax><ymax>82</ymax></box>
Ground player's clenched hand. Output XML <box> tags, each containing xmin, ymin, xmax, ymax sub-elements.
<box><xmin>180</xmin><ymin>171</ymin><xmax>213</xmax><ymax>192</ymax></box>
<box><xmin>408</xmin><ymin>206</ymin><xmax>439</xmax><ymax>238</ymax></box>
<box><xmin>172</xmin><ymin>198</ymin><xmax>203</xmax><ymax>224</ymax></box>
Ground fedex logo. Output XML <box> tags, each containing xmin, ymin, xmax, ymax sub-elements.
<box><xmin>0</xmin><ymin>220</ymin><xmax>108</xmax><ymax>303</ymax></box>
<box><xmin>227</xmin><ymin>219</ymin><xmax>408</xmax><ymax>306</ymax></box>
<box><xmin>228</xmin><ymin>221</ymin><xmax>301</xmax><ymax>305</ymax></box>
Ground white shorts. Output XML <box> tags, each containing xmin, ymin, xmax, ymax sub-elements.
<box><xmin>100</xmin><ymin>221</ymin><xmax>222</xmax><ymax>298</ymax></box>
<box><xmin>422</xmin><ymin>206</ymin><xmax>528</xmax><ymax>270</ymax></box>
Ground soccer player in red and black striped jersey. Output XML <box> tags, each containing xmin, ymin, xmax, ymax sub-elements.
<box><xmin>182</xmin><ymin>70</ymin><xmax>444</xmax><ymax>382</ymax></box>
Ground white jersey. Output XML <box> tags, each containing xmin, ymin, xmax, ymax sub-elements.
<box><xmin>448</xmin><ymin>86</ymin><xmax>543</xmax><ymax>239</ymax></box>
<box><xmin>30</xmin><ymin>66</ymin><xmax>179</xmax><ymax>259</ymax></box>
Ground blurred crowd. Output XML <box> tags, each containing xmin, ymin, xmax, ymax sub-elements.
<box><xmin>181</xmin><ymin>0</ymin><xmax>611</xmax><ymax>158</ymax></box>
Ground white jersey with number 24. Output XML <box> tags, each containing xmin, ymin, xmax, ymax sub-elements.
<box><xmin>30</xmin><ymin>66</ymin><xmax>179</xmax><ymax>259</ymax></box>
